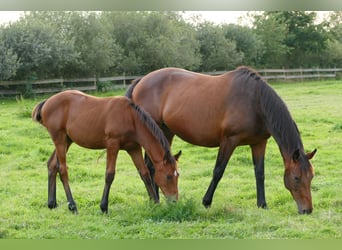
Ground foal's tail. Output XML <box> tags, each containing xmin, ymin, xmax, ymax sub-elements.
<box><xmin>125</xmin><ymin>78</ymin><xmax>141</xmax><ymax>99</ymax></box>
<box><xmin>32</xmin><ymin>100</ymin><xmax>46</xmax><ymax>124</ymax></box>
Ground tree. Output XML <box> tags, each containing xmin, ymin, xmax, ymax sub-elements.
<box><xmin>222</xmin><ymin>24</ymin><xmax>263</xmax><ymax>67</ymax></box>
<box><xmin>142</xmin><ymin>12</ymin><xmax>201</xmax><ymax>71</ymax></box>
<box><xmin>0</xmin><ymin>31</ymin><xmax>20</xmax><ymax>80</ymax></box>
<box><xmin>273</xmin><ymin>11</ymin><xmax>329</xmax><ymax>67</ymax></box>
<box><xmin>320</xmin><ymin>12</ymin><xmax>342</xmax><ymax>67</ymax></box>
<box><xmin>252</xmin><ymin>12</ymin><xmax>289</xmax><ymax>68</ymax></box>
<box><xmin>69</xmin><ymin>12</ymin><xmax>123</xmax><ymax>77</ymax></box>
<box><xmin>103</xmin><ymin>11</ymin><xmax>201</xmax><ymax>75</ymax></box>
<box><xmin>1</xmin><ymin>12</ymin><xmax>79</xmax><ymax>80</ymax></box>
<box><xmin>196</xmin><ymin>22</ymin><xmax>243</xmax><ymax>71</ymax></box>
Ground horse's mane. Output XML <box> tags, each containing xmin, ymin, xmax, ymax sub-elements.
<box><xmin>232</xmin><ymin>66</ymin><xmax>304</xmax><ymax>155</ymax></box>
<box><xmin>129</xmin><ymin>101</ymin><xmax>175</xmax><ymax>164</ymax></box>
<box><xmin>125</xmin><ymin>78</ymin><xmax>141</xmax><ymax>99</ymax></box>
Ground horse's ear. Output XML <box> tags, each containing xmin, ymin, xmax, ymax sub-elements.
<box><xmin>174</xmin><ymin>150</ymin><xmax>182</xmax><ymax>161</ymax></box>
<box><xmin>306</xmin><ymin>148</ymin><xmax>317</xmax><ymax>160</ymax></box>
<box><xmin>292</xmin><ymin>149</ymin><xmax>300</xmax><ymax>162</ymax></box>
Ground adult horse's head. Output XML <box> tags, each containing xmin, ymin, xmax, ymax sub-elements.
<box><xmin>284</xmin><ymin>149</ymin><xmax>317</xmax><ymax>214</ymax></box>
<box><xmin>153</xmin><ymin>151</ymin><xmax>182</xmax><ymax>202</ymax></box>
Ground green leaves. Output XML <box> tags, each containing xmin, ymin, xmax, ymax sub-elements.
<box><xmin>0</xmin><ymin>11</ymin><xmax>340</xmax><ymax>81</ymax></box>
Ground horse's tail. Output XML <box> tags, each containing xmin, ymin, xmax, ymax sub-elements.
<box><xmin>32</xmin><ymin>100</ymin><xmax>46</xmax><ymax>124</ymax></box>
<box><xmin>125</xmin><ymin>78</ymin><xmax>141</xmax><ymax>98</ymax></box>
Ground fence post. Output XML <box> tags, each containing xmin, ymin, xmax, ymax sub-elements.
<box><xmin>94</xmin><ymin>75</ymin><xmax>97</xmax><ymax>90</ymax></box>
<box><xmin>317</xmin><ymin>68</ymin><xmax>320</xmax><ymax>81</ymax></box>
<box><xmin>123</xmin><ymin>72</ymin><xmax>126</xmax><ymax>88</ymax></box>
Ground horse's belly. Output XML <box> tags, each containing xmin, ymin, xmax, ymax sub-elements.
<box><xmin>164</xmin><ymin>116</ymin><xmax>221</xmax><ymax>147</ymax></box>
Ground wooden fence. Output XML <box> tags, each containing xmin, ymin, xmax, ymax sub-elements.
<box><xmin>208</xmin><ymin>68</ymin><xmax>342</xmax><ymax>80</ymax></box>
<box><xmin>1</xmin><ymin>68</ymin><xmax>341</xmax><ymax>96</ymax></box>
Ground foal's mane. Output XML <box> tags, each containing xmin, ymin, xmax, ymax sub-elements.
<box><xmin>129</xmin><ymin>101</ymin><xmax>175</xmax><ymax>164</ymax></box>
<box><xmin>232</xmin><ymin>66</ymin><xmax>304</xmax><ymax>155</ymax></box>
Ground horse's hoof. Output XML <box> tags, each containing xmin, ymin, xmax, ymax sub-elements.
<box><xmin>257</xmin><ymin>203</ymin><xmax>268</xmax><ymax>209</ymax></box>
<box><xmin>202</xmin><ymin>199</ymin><xmax>212</xmax><ymax>209</ymax></box>
<box><xmin>100</xmin><ymin>204</ymin><xmax>108</xmax><ymax>214</ymax></box>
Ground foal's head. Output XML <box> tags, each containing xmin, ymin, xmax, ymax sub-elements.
<box><xmin>284</xmin><ymin>149</ymin><xmax>317</xmax><ymax>214</ymax></box>
<box><xmin>154</xmin><ymin>151</ymin><xmax>182</xmax><ymax>201</ymax></box>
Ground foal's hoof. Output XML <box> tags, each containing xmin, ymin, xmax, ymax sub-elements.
<box><xmin>47</xmin><ymin>201</ymin><xmax>57</xmax><ymax>209</ymax></box>
<box><xmin>68</xmin><ymin>203</ymin><xmax>78</xmax><ymax>214</ymax></box>
<box><xmin>151</xmin><ymin>197</ymin><xmax>160</xmax><ymax>204</ymax></box>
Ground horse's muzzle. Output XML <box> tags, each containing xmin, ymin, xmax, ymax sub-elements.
<box><xmin>166</xmin><ymin>194</ymin><xmax>178</xmax><ymax>202</ymax></box>
<box><xmin>299</xmin><ymin>208</ymin><xmax>313</xmax><ymax>214</ymax></box>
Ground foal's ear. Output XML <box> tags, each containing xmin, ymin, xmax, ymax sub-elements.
<box><xmin>292</xmin><ymin>149</ymin><xmax>300</xmax><ymax>162</ymax></box>
<box><xmin>174</xmin><ymin>150</ymin><xmax>182</xmax><ymax>161</ymax></box>
<box><xmin>306</xmin><ymin>148</ymin><xmax>317</xmax><ymax>160</ymax></box>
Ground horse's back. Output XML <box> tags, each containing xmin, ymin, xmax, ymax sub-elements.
<box><xmin>132</xmin><ymin>68</ymin><xmax>232</xmax><ymax>118</ymax></box>
<box><xmin>131</xmin><ymin>68</ymin><xmax>241</xmax><ymax>146</ymax></box>
<box><xmin>130</xmin><ymin>67</ymin><xmax>269</xmax><ymax>147</ymax></box>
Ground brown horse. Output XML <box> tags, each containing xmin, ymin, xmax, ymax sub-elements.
<box><xmin>126</xmin><ymin>66</ymin><xmax>317</xmax><ymax>214</ymax></box>
<box><xmin>32</xmin><ymin>90</ymin><xmax>181</xmax><ymax>214</ymax></box>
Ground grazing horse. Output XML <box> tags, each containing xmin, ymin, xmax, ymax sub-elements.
<box><xmin>126</xmin><ymin>66</ymin><xmax>317</xmax><ymax>214</ymax></box>
<box><xmin>32</xmin><ymin>90</ymin><xmax>181</xmax><ymax>214</ymax></box>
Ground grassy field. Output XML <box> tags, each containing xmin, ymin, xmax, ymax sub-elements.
<box><xmin>0</xmin><ymin>80</ymin><xmax>341</xmax><ymax>239</ymax></box>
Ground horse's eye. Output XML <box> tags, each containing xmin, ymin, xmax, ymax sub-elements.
<box><xmin>294</xmin><ymin>176</ymin><xmax>300</xmax><ymax>182</ymax></box>
<box><xmin>166</xmin><ymin>175</ymin><xmax>173</xmax><ymax>181</ymax></box>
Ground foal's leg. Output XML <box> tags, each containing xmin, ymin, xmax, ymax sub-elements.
<box><xmin>100</xmin><ymin>147</ymin><xmax>118</xmax><ymax>213</ymax></box>
<box><xmin>47</xmin><ymin>149</ymin><xmax>58</xmax><ymax>209</ymax></box>
<box><xmin>54</xmin><ymin>138</ymin><xmax>78</xmax><ymax>213</ymax></box>
<box><xmin>251</xmin><ymin>140</ymin><xmax>268</xmax><ymax>209</ymax></box>
<box><xmin>202</xmin><ymin>137</ymin><xmax>236</xmax><ymax>208</ymax></box>
<box><xmin>128</xmin><ymin>147</ymin><xmax>158</xmax><ymax>203</ymax></box>
<box><xmin>143</xmin><ymin>153</ymin><xmax>157</xmax><ymax>200</ymax></box>
<box><xmin>144</xmin><ymin>127</ymin><xmax>175</xmax><ymax>201</ymax></box>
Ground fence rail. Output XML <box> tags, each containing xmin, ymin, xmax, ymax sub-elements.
<box><xmin>1</xmin><ymin>68</ymin><xmax>342</xmax><ymax>96</ymax></box>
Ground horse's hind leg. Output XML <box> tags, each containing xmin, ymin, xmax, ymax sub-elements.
<box><xmin>100</xmin><ymin>147</ymin><xmax>118</xmax><ymax>213</ymax></box>
<box><xmin>47</xmin><ymin>149</ymin><xmax>58</xmax><ymax>209</ymax></box>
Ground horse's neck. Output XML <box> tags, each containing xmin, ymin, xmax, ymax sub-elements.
<box><xmin>258</xmin><ymin>84</ymin><xmax>303</xmax><ymax>161</ymax></box>
<box><xmin>274</xmin><ymin>130</ymin><xmax>304</xmax><ymax>164</ymax></box>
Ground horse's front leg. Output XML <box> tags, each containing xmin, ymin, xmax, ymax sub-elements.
<box><xmin>100</xmin><ymin>147</ymin><xmax>118</xmax><ymax>213</ymax></box>
<box><xmin>251</xmin><ymin>140</ymin><xmax>268</xmax><ymax>209</ymax></box>
<box><xmin>202</xmin><ymin>137</ymin><xmax>236</xmax><ymax>208</ymax></box>
<box><xmin>47</xmin><ymin>150</ymin><xmax>58</xmax><ymax>209</ymax></box>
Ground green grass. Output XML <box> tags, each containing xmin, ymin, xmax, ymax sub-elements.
<box><xmin>0</xmin><ymin>81</ymin><xmax>342</xmax><ymax>239</ymax></box>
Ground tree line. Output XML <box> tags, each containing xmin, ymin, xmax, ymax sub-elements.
<box><xmin>1</xmin><ymin>11</ymin><xmax>342</xmax><ymax>81</ymax></box>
